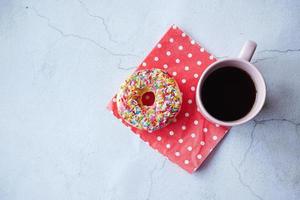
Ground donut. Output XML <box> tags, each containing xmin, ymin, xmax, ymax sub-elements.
<box><xmin>116</xmin><ymin>68</ymin><xmax>182</xmax><ymax>131</ymax></box>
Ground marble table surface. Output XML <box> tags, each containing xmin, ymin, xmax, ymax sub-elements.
<box><xmin>1</xmin><ymin>0</ymin><xmax>300</xmax><ymax>199</ymax></box>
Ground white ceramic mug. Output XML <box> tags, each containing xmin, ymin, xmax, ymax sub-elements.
<box><xmin>196</xmin><ymin>41</ymin><xmax>266</xmax><ymax>126</ymax></box>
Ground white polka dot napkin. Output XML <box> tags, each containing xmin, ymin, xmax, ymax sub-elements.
<box><xmin>107</xmin><ymin>25</ymin><xmax>230</xmax><ymax>173</ymax></box>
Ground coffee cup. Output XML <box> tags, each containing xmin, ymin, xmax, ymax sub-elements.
<box><xmin>196</xmin><ymin>41</ymin><xmax>266</xmax><ymax>126</ymax></box>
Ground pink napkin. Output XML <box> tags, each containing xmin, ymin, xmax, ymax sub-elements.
<box><xmin>107</xmin><ymin>25</ymin><xmax>229</xmax><ymax>173</ymax></box>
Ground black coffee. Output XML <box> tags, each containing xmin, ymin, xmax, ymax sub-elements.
<box><xmin>201</xmin><ymin>67</ymin><xmax>256</xmax><ymax>121</ymax></box>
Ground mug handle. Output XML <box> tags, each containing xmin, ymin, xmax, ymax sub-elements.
<box><xmin>238</xmin><ymin>40</ymin><xmax>257</xmax><ymax>61</ymax></box>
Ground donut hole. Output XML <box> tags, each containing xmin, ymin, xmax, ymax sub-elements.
<box><xmin>141</xmin><ymin>91</ymin><xmax>155</xmax><ymax>106</ymax></box>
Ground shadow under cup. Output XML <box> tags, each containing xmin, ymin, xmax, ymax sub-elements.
<box><xmin>196</xmin><ymin>59</ymin><xmax>266</xmax><ymax>126</ymax></box>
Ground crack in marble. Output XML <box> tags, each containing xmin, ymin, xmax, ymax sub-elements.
<box><xmin>29</xmin><ymin>7</ymin><xmax>300</xmax><ymax>72</ymax></box>
<box><xmin>76</xmin><ymin>127</ymin><xmax>97</xmax><ymax>177</ymax></box>
<box><xmin>254</xmin><ymin>118</ymin><xmax>300</xmax><ymax>126</ymax></box>
<box><xmin>216</xmin><ymin>47</ymin><xmax>300</xmax><ymax>64</ymax></box>
<box><xmin>255</xmin><ymin>118</ymin><xmax>300</xmax><ymax>138</ymax></box>
<box><xmin>239</xmin><ymin>118</ymin><xmax>300</xmax><ymax>166</ymax></box>
<box><xmin>117</xmin><ymin>65</ymin><xmax>136</xmax><ymax>70</ymax></box>
<box><xmin>252</xmin><ymin>56</ymin><xmax>276</xmax><ymax>64</ymax></box>
<box><xmin>215</xmin><ymin>55</ymin><xmax>274</xmax><ymax>64</ymax></box>
<box><xmin>239</xmin><ymin>122</ymin><xmax>257</xmax><ymax>166</ymax></box>
<box><xmin>145</xmin><ymin>166</ymin><xmax>157</xmax><ymax>200</ymax></box>
<box><xmin>145</xmin><ymin>159</ymin><xmax>167</xmax><ymax>200</ymax></box>
<box><xmin>231</xmin><ymin>161</ymin><xmax>264</xmax><ymax>200</ymax></box>
<box><xmin>115</xmin><ymin>58</ymin><xmax>138</xmax><ymax>71</ymax></box>
<box><xmin>77</xmin><ymin>0</ymin><xmax>118</xmax><ymax>44</ymax></box>
<box><xmin>30</xmin><ymin>7</ymin><xmax>138</xmax><ymax>58</ymax></box>
<box><xmin>257</xmin><ymin>48</ymin><xmax>300</xmax><ymax>54</ymax></box>
<box><xmin>159</xmin><ymin>159</ymin><xmax>167</xmax><ymax>171</ymax></box>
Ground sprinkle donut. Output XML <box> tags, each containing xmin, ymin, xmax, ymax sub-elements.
<box><xmin>116</xmin><ymin>69</ymin><xmax>182</xmax><ymax>131</ymax></box>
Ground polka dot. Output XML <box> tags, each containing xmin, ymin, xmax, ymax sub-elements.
<box><xmin>203</xmin><ymin>128</ymin><xmax>208</xmax><ymax>132</ymax></box>
<box><xmin>157</xmin><ymin>136</ymin><xmax>162</xmax><ymax>141</ymax></box>
<box><xmin>209</xmin><ymin>55</ymin><xmax>214</xmax><ymax>60</ymax></box>
<box><xmin>197</xmin><ymin>107</ymin><xmax>201</xmax><ymax>112</ymax></box>
<box><xmin>194</xmin><ymin>120</ymin><xmax>199</xmax><ymax>125</ymax></box>
<box><xmin>154</xmin><ymin>56</ymin><xmax>159</xmax><ymax>61</ymax></box>
<box><xmin>148</xmin><ymin>130</ymin><xmax>153</xmax><ymax>133</ymax></box>
<box><xmin>212</xmin><ymin>136</ymin><xmax>218</xmax><ymax>140</ymax></box>
<box><xmin>200</xmin><ymin>47</ymin><xmax>205</xmax><ymax>52</ymax></box>
<box><xmin>175</xmin><ymin>58</ymin><xmax>180</xmax><ymax>63</ymax></box>
<box><xmin>181</xmin><ymin>79</ymin><xmax>187</xmax><ymax>84</ymax></box>
<box><xmin>169</xmin><ymin>130</ymin><xmax>174</xmax><ymax>136</ymax></box>
<box><xmin>197</xmin><ymin>154</ymin><xmax>202</xmax><ymax>159</ymax></box>
<box><xmin>181</xmin><ymin>32</ymin><xmax>186</xmax><ymax>37</ymax></box>
<box><xmin>172</xmin><ymin>25</ymin><xmax>177</xmax><ymax>29</ymax></box>
<box><xmin>197</xmin><ymin>61</ymin><xmax>202</xmax><ymax>66</ymax></box>
<box><xmin>157</xmin><ymin>43</ymin><xmax>162</xmax><ymax>48</ymax></box>
<box><xmin>169</xmin><ymin>38</ymin><xmax>174</xmax><ymax>43</ymax></box>
<box><xmin>166</xmin><ymin>144</ymin><xmax>171</xmax><ymax>149</ymax></box>
<box><xmin>187</xmin><ymin>146</ymin><xmax>193</xmax><ymax>151</ymax></box>
<box><xmin>184</xmin><ymin>112</ymin><xmax>190</xmax><ymax>117</ymax></box>
<box><xmin>191</xmin><ymin>86</ymin><xmax>195</xmax><ymax>91</ymax></box>
<box><xmin>200</xmin><ymin>141</ymin><xmax>205</xmax><ymax>146</ymax></box>
<box><xmin>181</xmin><ymin>125</ymin><xmax>186</xmax><ymax>130</ymax></box>
<box><xmin>175</xmin><ymin>151</ymin><xmax>180</xmax><ymax>157</ymax></box>
<box><xmin>142</xmin><ymin>62</ymin><xmax>147</xmax><ymax>67</ymax></box>
<box><xmin>178</xmin><ymin>138</ymin><xmax>183</xmax><ymax>143</ymax></box>
<box><xmin>187</xmin><ymin>53</ymin><xmax>193</xmax><ymax>58</ymax></box>
<box><xmin>184</xmin><ymin>66</ymin><xmax>189</xmax><ymax>71</ymax></box>
<box><xmin>188</xmin><ymin>99</ymin><xmax>193</xmax><ymax>104</ymax></box>
<box><xmin>215</xmin><ymin>124</ymin><xmax>220</xmax><ymax>127</ymax></box>
<box><xmin>112</xmin><ymin>98</ymin><xmax>116</xmax><ymax>102</ymax></box>
<box><xmin>184</xmin><ymin>160</ymin><xmax>189</xmax><ymax>165</ymax></box>
<box><xmin>163</xmin><ymin>64</ymin><xmax>168</xmax><ymax>69</ymax></box>
<box><xmin>191</xmin><ymin>133</ymin><xmax>196</xmax><ymax>138</ymax></box>
<box><xmin>178</xmin><ymin>45</ymin><xmax>183</xmax><ymax>50</ymax></box>
<box><xmin>190</xmin><ymin>40</ymin><xmax>195</xmax><ymax>45</ymax></box>
<box><xmin>172</xmin><ymin>71</ymin><xmax>177</xmax><ymax>76</ymax></box>
<box><xmin>194</xmin><ymin>73</ymin><xmax>199</xmax><ymax>78</ymax></box>
<box><xmin>166</xmin><ymin>51</ymin><xmax>171</xmax><ymax>56</ymax></box>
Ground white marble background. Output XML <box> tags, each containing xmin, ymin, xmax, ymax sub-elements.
<box><xmin>0</xmin><ymin>0</ymin><xmax>299</xmax><ymax>199</ymax></box>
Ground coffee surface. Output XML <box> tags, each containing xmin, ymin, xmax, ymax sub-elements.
<box><xmin>201</xmin><ymin>67</ymin><xmax>256</xmax><ymax>121</ymax></box>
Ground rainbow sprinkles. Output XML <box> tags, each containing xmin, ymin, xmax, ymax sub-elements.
<box><xmin>116</xmin><ymin>69</ymin><xmax>182</xmax><ymax>132</ymax></box>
